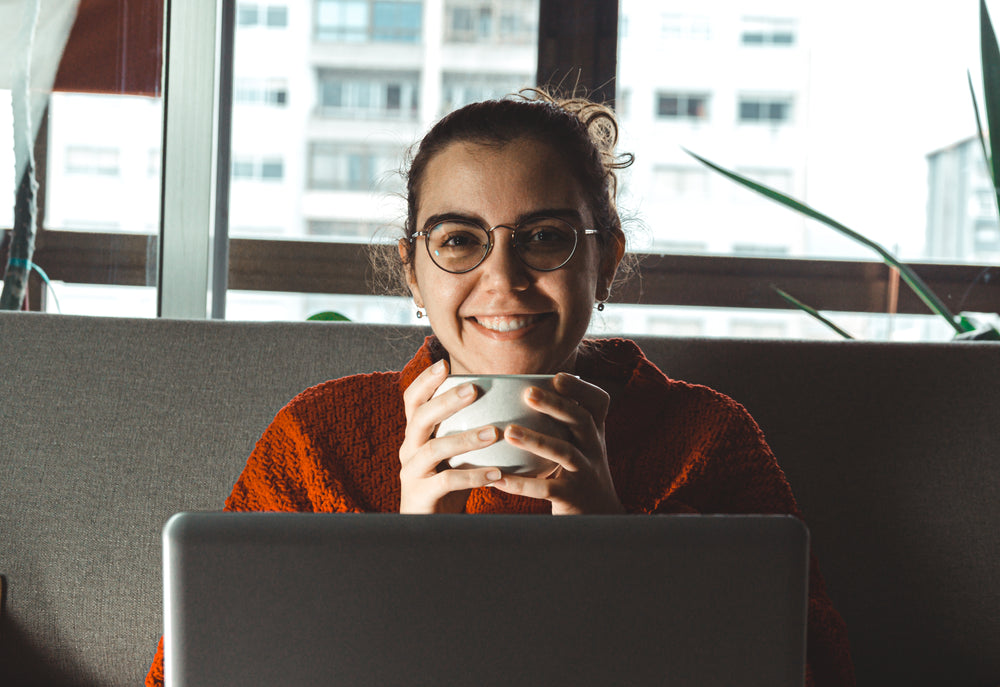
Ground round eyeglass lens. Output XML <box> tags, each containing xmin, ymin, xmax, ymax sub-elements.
<box><xmin>514</xmin><ymin>217</ymin><xmax>579</xmax><ymax>270</ymax></box>
<box><xmin>426</xmin><ymin>221</ymin><xmax>491</xmax><ymax>273</ymax></box>
<box><xmin>425</xmin><ymin>217</ymin><xmax>581</xmax><ymax>273</ymax></box>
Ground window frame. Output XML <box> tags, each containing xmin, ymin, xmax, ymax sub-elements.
<box><xmin>9</xmin><ymin>0</ymin><xmax>1000</xmax><ymax>324</ymax></box>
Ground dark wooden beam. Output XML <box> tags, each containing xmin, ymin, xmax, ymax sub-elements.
<box><xmin>27</xmin><ymin>231</ymin><xmax>1000</xmax><ymax>317</ymax></box>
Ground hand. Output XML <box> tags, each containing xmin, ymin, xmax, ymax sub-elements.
<box><xmin>489</xmin><ymin>373</ymin><xmax>624</xmax><ymax>515</ymax></box>
<box><xmin>398</xmin><ymin>359</ymin><xmax>504</xmax><ymax>513</ymax></box>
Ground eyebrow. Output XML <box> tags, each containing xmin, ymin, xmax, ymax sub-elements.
<box><xmin>421</xmin><ymin>208</ymin><xmax>584</xmax><ymax>230</ymax></box>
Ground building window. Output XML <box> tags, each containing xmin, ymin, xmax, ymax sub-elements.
<box><xmin>232</xmin><ymin>156</ymin><xmax>285</xmax><ymax>181</ymax></box>
<box><xmin>237</xmin><ymin>3</ymin><xmax>289</xmax><ymax>28</ymax></box>
<box><xmin>652</xmin><ymin>166</ymin><xmax>712</xmax><ymax>199</ymax></box>
<box><xmin>315</xmin><ymin>0</ymin><xmax>422</xmax><ymax>43</ymax></box>
<box><xmin>234</xmin><ymin>78</ymin><xmax>289</xmax><ymax>106</ymax></box>
<box><xmin>317</xmin><ymin>71</ymin><xmax>420</xmax><ymax>119</ymax></box>
<box><xmin>66</xmin><ymin>146</ymin><xmax>120</xmax><ymax>176</ymax></box>
<box><xmin>655</xmin><ymin>93</ymin><xmax>710</xmax><ymax>120</ymax></box>
<box><xmin>265</xmin><ymin>5</ymin><xmax>289</xmax><ymax>27</ymax></box>
<box><xmin>444</xmin><ymin>1</ymin><xmax>537</xmax><ymax>44</ymax></box>
<box><xmin>974</xmin><ymin>219</ymin><xmax>1000</xmax><ymax>252</ymax></box>
<box><xmin>441</xmin><ymin>73</ymin><xmax>532</xmax><ymax>113</ymax></box>
<box><xmin>659</xmin><ymin>13</ymin><xmax>711</xmax><ymax>41</ymax></box>
<box><xmin>309</xmin><ymin>143</ymin><xmax>401</xmax><ymax>191</ymax></box>
<box><xmin>738</xmin><ymin>97</ymin><xmax>792</xmax><ymax>124</ymax></box>
<box><xmin>741</xmin><ymin>17</ymin><xmax>796</xmax><ymax>46</ymax></box>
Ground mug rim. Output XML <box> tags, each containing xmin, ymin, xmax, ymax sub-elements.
<box><xmin>443</xmin><ymin>374</ymin><xmax>556</xmax><ymax>380</ymax></box>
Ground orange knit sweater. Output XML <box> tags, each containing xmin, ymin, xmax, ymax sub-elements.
<box><xmin>146</xmin><ymin>336</ymin><xmax>854</xmax><ymax>686</ymax></box>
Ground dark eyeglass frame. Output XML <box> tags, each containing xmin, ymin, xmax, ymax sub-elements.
<box><xmin>411</xmin><ymin>216</ymin><xmax>599</xmax><ymax>274</ymax></box>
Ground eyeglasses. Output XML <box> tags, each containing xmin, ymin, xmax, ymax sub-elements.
<box><xmin>412</xmin><ymin>216</ymin><xmax>598</xmax><ymax>274</ymax></box>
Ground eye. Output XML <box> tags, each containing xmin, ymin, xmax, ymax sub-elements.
<box><xmin>440</xmin><ymin>231</ymin><xmax>481</xmax><ymax>248</ymax></box>
<box><xmin>521</xmin><ymin>220</ymin><xmax>576</xmax><ymax>246</ymax></box>
<box><xmin>429</xmin><ymin>222</ymin><xmax>488</xmax><ymax>251</ymax></box>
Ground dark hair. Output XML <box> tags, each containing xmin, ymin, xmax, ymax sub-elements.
<box><xmin>397</xmin><ymin>89</ymin><xmax>633</xmax><ymax>272</ymax></box>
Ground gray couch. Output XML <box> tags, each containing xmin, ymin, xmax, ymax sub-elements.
<box><xmin>1</xmin><ymin>311</ymin><xmax>998</xmax><ymax>687</ymax></box>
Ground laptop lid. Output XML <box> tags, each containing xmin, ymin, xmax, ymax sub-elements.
<box><xmin>163</xmin><ymin>512</ymin><xmax>809</xmax><ymax>687</ymax></box>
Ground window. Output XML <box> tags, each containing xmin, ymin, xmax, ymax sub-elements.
<box><xmin>660</xmin><ymin>13</ymin><xmax>711</xmax><ymax>41</ymax></box>
<box><xmin>741</xmin><ymin>17</ymin><xmax>796</xmax><ymax>46</ymax></box>
<box><xmin>315</xmin><ymin>0</ymin><xmax>422</xmax><ymax>43</ymax></box>
<box><xmin>65</xmin><ymin>146</ymin><xmax>120</xmax><ymax>176</ymax></box>
<box><xmin>266</xmin><ymin>6</ymin><xmax>289</xmax><ymax>27</ymax></box>
<box><xmin>441</xmin><ymin>73</ymin><xmax>532</xmax><ymax>113</ymax></box>
<box><xmin>656</xmin><ymin>93</ymin><xmax>710</xmax><ymax>120</ymax></box>
<box><xmin>373</xmin><ymin>1</ymin><xmax>422</xmax><ymax>41</ymax></box>
<box><xmin>445</xmin><ymin>1</ymin><xmax>537</xmax><ymax>44</ymax></box>
<box><xmin>234</xmin><ymin>78</ymin><xmax>289</xmax><ymax>106</ymax></box>
<box><xmin>652</xmin><ymin>166</ymin><xmax>712</xmax><ymax>200</ymax></box>
<box><xmin>20</xmin><ymin>0</ymin><xmax>998</xmax><ymax>338</ymax></box>
<box><xmin>974</xmin><ymin>219</ymin><xmax>1000</xmax><ymax>253</ymax></box>
<box><xmin>232</xmin><ymin>156</ymin><xmax>285</xmax><ymax>181</ymax></box>
<box><xmin>309</xmin><ymin>143</ymin><xmax>400</xmax><ymax>191</ymax></box>
<box><xmin>738</xmin><ymin>96</ymin><xmax>792</xmax><ymax>123</ymax></box>
<box><xmin>317</xmin><ymin>71</ymin><xmax>420</xmax><ymax>119</ymax></box>
<box><xmin>238</xmin><ymin>3</ymin><xmax>289</xmax><ymax>28</ymax></box>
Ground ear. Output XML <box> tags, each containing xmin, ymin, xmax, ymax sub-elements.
<box><xmin>398</xmin><ymin>239</ymin><xmax>424</xmax><ymax>308</ymax></box>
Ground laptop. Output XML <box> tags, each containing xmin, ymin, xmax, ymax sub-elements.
<box><xmin>163</xmin><ymin>512</ymin><xmax>809</xmax><ymax>687</ymax></box>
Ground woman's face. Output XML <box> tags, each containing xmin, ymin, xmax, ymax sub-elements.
<box><xmin>402</xmin><ymin>137</ymin><xmax>618</xmax><ymax>375</ymax></box>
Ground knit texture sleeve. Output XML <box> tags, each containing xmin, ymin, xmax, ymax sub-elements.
<box><xmin>223</xmin><ymin>397</ymin><xmax>355</xmax><ymax>513</ymax></box>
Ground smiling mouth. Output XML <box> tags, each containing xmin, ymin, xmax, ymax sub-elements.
<box><xmin>472</xmin><ymin>314</ymin><xmax>546</xmax><ymax>332</ymax></box>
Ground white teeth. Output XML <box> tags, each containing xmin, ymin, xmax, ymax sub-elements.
<box><xmin>476</xmin><ymin>315</ymin><xmax>540</xmax><ymax>332</ymax></box>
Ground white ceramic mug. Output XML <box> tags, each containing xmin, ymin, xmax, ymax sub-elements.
<box><xmin>433</xmin><ymin>374</ymin><xmax>569</xmax><ymax>476</ymax></box>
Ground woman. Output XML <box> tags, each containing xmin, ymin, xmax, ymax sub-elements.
<box><xmin>146</xmin><ymin>91</ymin><xmax>854</xmax><ymax>686</ymax></box>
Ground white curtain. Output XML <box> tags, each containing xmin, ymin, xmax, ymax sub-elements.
<box><xmin>1</xmin><ymin>0</ymin><xmax>81</xmax><ymax>189</ymax></box>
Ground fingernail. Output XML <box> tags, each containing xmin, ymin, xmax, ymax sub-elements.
<box><xmin>432</xmin><ymin>359</ymin><xmax>446</xmax><ymax>374</ymax></box>
<box><xmin>478</xmin><ymin>427</ymin><xmax>496</xmax><ymax>441</ymax></box>
<box><xmin>506</xmin><ymin>425</ymin><xmax>523</xmax><ymax>440</ymax></box>
<box><xmin>526</xmin><ymin>387</ymin><xmax>542</xmax><ymax>401</ymax></box>
<box><xmin>459</xmin><ymin>383</ymin><xmax>476</xmax><ymax>399</ymax></box>
<box><xmin>486</xmin><ymin>469</ymin><xmax>502</xmax><ymax>482</ymax></box>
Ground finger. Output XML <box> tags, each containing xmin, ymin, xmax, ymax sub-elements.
<box><xmin>489</xmin><ymin>473</ymin><xmax>560</xmax><ymax>501</ymax></box>
<box><xmin>402</xmin><ymin>380</ymin><xmax>480</xmax><ymax>454</ymax></box>
<box><xmin>503</xmin><ymin>424</ymin><xmax>579</xmax><ymax>472</ymax></box>
<box><xmin>402</xmin><ymin>358</ymin><xmax>450</xmax><ymax>421</ymax></box>
<box><xmin>551</xmin><ymin>373</ymin><xmax>610</xmax><ymax>422</ymax></box>
<box><xmin>401</xmin><ymin>425</ymin><xmax>501</xmax><ymax>476</ymax></box>
<box><xmin>435</xmin><ymin>466</ymin><xmax>505</xmax><ymax>492</ymax></box>
<box><xmin>525</xmin><ymin>373</ymin><xmax>611</xmax><ymax>425</ymax></box>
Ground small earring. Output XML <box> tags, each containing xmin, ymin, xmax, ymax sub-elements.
<box><xmin>596</xmin><ymin>301</ymin><xmax>606</xmax><ymax>312</ymax></box>
<box><xmin>416</xmin><ymin>309</ymin><xmax>424</xmax><ymax>319</ymax></box>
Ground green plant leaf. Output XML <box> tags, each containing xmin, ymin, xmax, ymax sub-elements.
<box><xmin>969</xmin><ymin>70</ymin><xmax>993</xmax><ymax>185</ymax></box>
<box><xmin>684</xmin><ymin>149</ymin><xmax>972</xmax><ymax>334</ymax></box>
<box><xmin>307</xmin><ymin>311</ymin><xmax>350</xmax><ymax>322</ymax></box>
<box><xmin>981</xmin><ymin>0</ymin><xmax>1000</xmax><ymax>198</ymax></box>
<box><xmin>771</xmin><ymin>285</ymin><xmax>854</xmax><ymax>340</ymax></box>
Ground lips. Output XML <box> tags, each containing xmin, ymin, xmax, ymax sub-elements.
<box><xmin>472</xmin><ymin>314</ymin><xmax>546</xmax><ymax>332</ymax></box>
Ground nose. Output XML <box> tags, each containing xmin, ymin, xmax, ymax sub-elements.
<box><xmin>479</xmin><ymin>227</ymin><xmax>530</xmax><ymax>291</ymax></box>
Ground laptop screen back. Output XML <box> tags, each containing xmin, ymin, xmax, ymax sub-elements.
<box><xmin>163</xmin><ymin>512</ymin><xmax>808</xmax><ymax>687</ymax></box>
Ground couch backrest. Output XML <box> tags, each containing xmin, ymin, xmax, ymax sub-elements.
<box><xmin>1</xmin><ymin>312</ymin><xmax>998</xmax><ymax>687</ymax></box>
